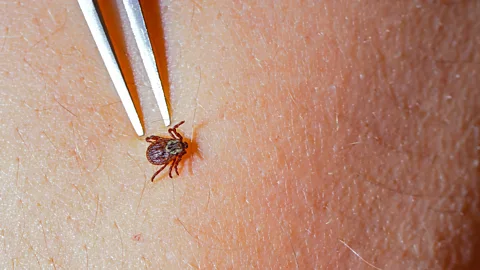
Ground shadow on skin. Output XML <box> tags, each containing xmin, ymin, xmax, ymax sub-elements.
<box><xmin>183</xmin><ymin>121</ymin><xmax>206</xmax><ymax>176</ymax></box>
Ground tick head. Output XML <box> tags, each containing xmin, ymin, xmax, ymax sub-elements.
<box><xmin>183</xmin><ymin>142</ymin><xmax>188</xmax><ymax>149</ymax></box>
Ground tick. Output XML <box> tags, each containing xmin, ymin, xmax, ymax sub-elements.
<box><xmin>146</xmin><ymin>121</ymin><xmax>188</xmax><ymax>182</ymax></box>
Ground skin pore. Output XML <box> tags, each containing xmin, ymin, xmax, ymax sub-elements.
<box><xmin>0</xmin><ymin>0</ymin><xmax>478</xmax><ymax>269</ymax></box>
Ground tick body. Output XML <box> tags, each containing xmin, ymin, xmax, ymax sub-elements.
<box><xmin>146</xmin><ymin>121</ymin><xmax>188</xmax><ymax>182</ymax></box>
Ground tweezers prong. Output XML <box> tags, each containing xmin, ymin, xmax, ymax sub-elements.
<box><xmin>78</xmin><ymin>0</ymin><xmax>144</xmax><ymax>136</ymax></box>
<box><xmin>123</xmin><ymin>0</ymin><xmax>171</xmax><ymax>127</ymax></box>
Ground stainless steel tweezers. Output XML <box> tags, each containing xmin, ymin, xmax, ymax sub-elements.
<box><xmin>78</xmin><ymin>0</ymin><xmax>170</xmax><ymax>136</ymax></box>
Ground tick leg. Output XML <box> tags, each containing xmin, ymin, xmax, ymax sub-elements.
<box><xmin>169</xmin><ymin>129</ymin><xmax>183</xmax><ymax>141</ymax></box>
<box><xmin>173</xmin><ymin>121</ymin><xmax>185</xmax><ymax>129</ymax></box>
<box><xmin>168</xmin><ymin>129</ymin><xmax>178</xmax><ymax>139</ymax></box>
<box><xmin>168</xmin><ymin>157</ymin><xmax>177</xmax><ymax>178</ymax></box>
<box><xmin>168</xmin><ymin>128</ymin><xmax>183</xmax><ymax>141</ymax></box>
<box><xmin>151</xmin><ymin>163</ymin><xmax>168</xmax><ymax>182</ymax></box>
<box><xmin>146</xmin><ymin>135</ymin><xmax>161</xmax><ymax>143</ymax></box>
<box><xmin>168</xmin><ymin>121</ymin><xmax>185</xmax><ymax>140</ymax></box>
<box><xmin>173</xmin><ymin>155</ymin><xmax>183</xmax><ymax>176</ymax></box>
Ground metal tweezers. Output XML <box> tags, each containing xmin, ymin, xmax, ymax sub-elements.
<box><xmin>78</xmin><ymin>0</ymin><xmax>170</xmax><ymax>136</ymax></box>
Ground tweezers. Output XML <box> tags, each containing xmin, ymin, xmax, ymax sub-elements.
<box><xmin>78</xmin><ymin>0</ymin><xmax>171</xmax><ymax>136</ymax></box>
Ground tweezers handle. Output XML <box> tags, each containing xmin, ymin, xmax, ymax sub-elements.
<box><xmin>123</xmin><ymin>0</ymin><xmax>171</xmax><ymax>127</ymax></box>
<box><xmin>78</xmin><ymin>0</ymin><xmax>144</xmax><ymax>136</ymax></box>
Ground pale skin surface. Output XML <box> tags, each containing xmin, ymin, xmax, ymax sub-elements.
<box><xmin>0</xmin><ymin>0</ymin><xmax>478</xmax><ymax>269</ymax></box>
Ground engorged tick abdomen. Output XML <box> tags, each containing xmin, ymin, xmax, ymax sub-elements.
<box><xmin>146</xmin><ymin>140</ymin><xmax>172</xmax><ymax>165</ymax></box>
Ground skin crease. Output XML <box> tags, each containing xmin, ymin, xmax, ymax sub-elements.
<box><xmin>0</xmin><ymin>0</ymin><xmax>478</xmax><ymax>269</ymax></box>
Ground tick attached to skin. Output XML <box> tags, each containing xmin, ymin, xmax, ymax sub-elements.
<box><xmin>146</xmin><ymin>121</ymin><xmax>188</xmax><ymax>182</ymax></box>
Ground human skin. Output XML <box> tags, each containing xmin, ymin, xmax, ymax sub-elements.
<box><xmin>0</xmin><ymin>0</ymin><xmax>478</xmax><ymax>269</ymax></box>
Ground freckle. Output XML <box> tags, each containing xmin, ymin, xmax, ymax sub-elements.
<box><xmin>32</xmin><ymin>17</ymin><xmax>40</xmax><ymax>26</ymax></box>
<box><xmin>67</xmin><ymin>149</ymin><xmax>76</xmax><ymax>157</ymax></box>
<box><xmin>173</xmin><ymin>217</ymin><xmax>182</xmax><ymax>225</ymax></box>
<box><xmin>132</xmin><ymin>233</ymin><xmax>143</xmax><ymax>242</ymax></box>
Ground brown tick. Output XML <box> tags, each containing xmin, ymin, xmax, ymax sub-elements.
<box><xmin>146</xmin><ymin>121</ymin><xmax>188</xmax><ymax>182</ymax></box>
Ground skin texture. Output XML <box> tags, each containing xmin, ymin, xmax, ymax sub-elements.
<box><xmin>0</xmin><ymin>0</ymin><xmax>479</xmax><ymax>269</ymax></box>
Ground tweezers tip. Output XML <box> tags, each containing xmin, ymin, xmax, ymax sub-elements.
<box><xmin>134</xmin><ymin>125</ymin><xmax>144</xmax><ymax>137</ymax></box>
<box><xmin>164</xmin><ymin>118</ymin><xmax>171</xmax><ymax>127</ymax></box>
